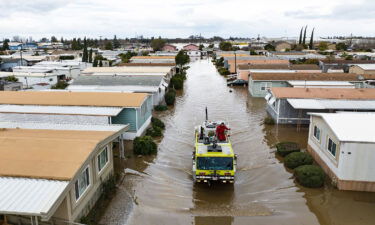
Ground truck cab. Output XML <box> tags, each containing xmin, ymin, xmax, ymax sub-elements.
<box><xmin>193</xmin><ymin>121</ymin><xmax>237</xmax><ymax>184</ymax></box>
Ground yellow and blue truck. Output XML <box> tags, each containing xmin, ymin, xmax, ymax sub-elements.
<box><xmin>193</xmin><ymin>120</ymin><xmax>237</xmax><ymax>184</ymax></box>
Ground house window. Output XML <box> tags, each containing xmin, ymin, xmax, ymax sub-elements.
<box><xmin>141</xmin><ymin>100</ymin><xmax>148</xmax><ymax>116</ymax></box>
<box><xmin>260</xmin><ymin>82</ymin><xmax>272</xmax><ymax>91</ymax></box>
<box><xmin>97</xmin><ymin>147</ymin><xmax>109</xmax><ymax>172</ymax></box>
<box><xmin>75</xmin><ymin>167</ymin><xmax>90</xmax><ymax>200</ymax></box>
<box><xmin>327</xmin><ymin>138</ymin><xmax>337</xmax><ymax>156</ymax></box>
<box><xmin>313</xmin><ymin>125</ymin><xmax>321</xmax><ymax>141</ymax></box>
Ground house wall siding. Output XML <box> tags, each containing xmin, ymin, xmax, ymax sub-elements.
<box><xmin>111</xmin><ymin>108</ymin><xmax>137</xmax><ymax>131</ymax></box>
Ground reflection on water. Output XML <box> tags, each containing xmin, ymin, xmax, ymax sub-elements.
<box><xmin>100</xmin><ymin>58</ymin><xmax>375</xmax><ymax>225</ymax></box>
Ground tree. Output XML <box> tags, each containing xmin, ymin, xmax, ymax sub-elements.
<box><xmin>151</xmin><ymin>38</ymin><xmax>166</xmax><ymax>51</ymax></box>
<box><xmin>2</xmin><ymin>39</ymin><xmax>9</xmax><ymax>50</ymax></box>
<box><xmin>264</xmin><ymin>44</ymin><xmax>275</xmax><ymax>51</ymax></box>
<box><xmin>219</xmin><ymin>41</ymin><xmax>232</xmax><ymax>51</ymax></box>
<box><xmin>113</xmin><ymin>35</ymin><xmax>121</xmax><ymax>49</ymax></box>
<box><xmin>51</xmin><ymin>36</ymin><xmax>58</xmax><ymax>42</ymax></box>
<box><xmin>199</xmin><ymin>44</ymin><xmax>204</xmax><ymax>51</ymax></box>
<box><xmin>99</xmin><ymin>60</ymin><xmax>103</xmax><ymax>67</ymax></box>
<box><xmin>309</xmin><ymin>28</ymin><xmax>315</xmax><ymax>50</ymax></box>
<box><xmin>105</xmin><ymin>41</ymin><xmax>113</xmax><ymax>50</ymax></box>
<box><xmin>336</xmin><ymin>42</ymin><xmax>348</xmax><ymax>51</ymax></box>
<box><xmin>88</xmin><ymin>49</ymin><xmax>93</xmax><ymax>63</ymax></box>
<box><xmin>302</xmin><ymin>25</ymin><xmax>308</xmax><ymax>46</ymax></box>
<box><xmin>298</xmin><ymin>27</ymin><xmax>303</xmax><ymax>45</ymax></box>
<box><xmin>175</xmin><ymin>50</ymin><xmax>190</xmax><ymax>68</ymax></box>
<box><xmin>208</xmin><ymin>44</ymin><xmax>214</xmax><ymax>48</ymax></box>
<box><xmin>318</xmin><ymin>42</ymin><xmax>328</xmax><ymax>51</ymax></box>
<box><xmin>82</xmin><ymin>38</ymin><xmax>88</xmax><ymax>62</ymax></box>
<box><xmin>93</xmin><ymin>58</ymin><xmax>98</xmax><ymax>67</ymax></box>
<box><xmin>60</xmin><ymin>37</ymin><xmax>64</xmax><ymax>43</ymax></box>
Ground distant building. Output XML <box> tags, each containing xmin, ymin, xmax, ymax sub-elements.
<box><xmin>162</xmin><ymin>44</ymin><xmax>177</xmax><ymax>52</ymax></box>
<box><xmin>307</xmin><ymin>112</ymin><xmax>375</xmax><ymax>192</ymax></box>
<box><xmin>130</xmin><ymin>56</ymin><xmax>175</xmax><ymax>64</ymax></box>
<box><xmin>266</xmin><ymin>87</ymin><xmax>375</xmax><ymax>124</ymax></box>
<box><xmin>274</xmin><ymin>41</ymin><xmax>292</xmax><ymax>52</ymax></box>
<box><xmin>183</xmin><ymin>44</ymin><xmax>199</xmax><ymax>51</ymax></box>
<box><xmin>349</xmin><ymin>64</ymin><xmax>375</xmax><ymax>76</ymax></box>
<box><xmin>82</xmin><ymin>66</ymin><xmax>176</xmax><ymax>79</ymax></box>
<box><xmin>0</xmin><ymin>58</ymin><xmax>27</xmax><ymax>71</ymax></box>
<box><xmin>319</xmin><ymin>59</ymin><xmax>375</xmax><ymax>72</ymax></box>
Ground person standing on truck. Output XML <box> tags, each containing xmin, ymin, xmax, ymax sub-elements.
<box><xmin>216</xmin><ymin>122</ymin><xmax>230</xmax><ymax>141</ymax></box>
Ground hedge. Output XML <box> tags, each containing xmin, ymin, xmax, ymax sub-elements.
<box><xmin>133</xmin><ymin>136</ymin><xmax>157</xmax><ymax>155</ymax></box>
<box><xmin>146</xmin><ymin>126</ymin><xmax>162</xmax><ymax>137</ymax></box>
<box><xmin>170</xmin><ymin>76</ymin><xmax>184</xmax><ymax>90</ymax></box>
<box><xmin>218</xmin><ymin>67</ymin><xmax>230</xmax><ymax>75</ymax></box>
<box><xmin>276</xmin><ymin>142</ymin><xmax>300</xmax><ymax>157</ymax></box>
<box><xmin>263</xmin><ymin>116</ymin><xmax>275</xmax><ymax>125</ymax></box>
<box><xmin>294</xmin><ymin>165</ymin><xmax>325</xmax><ymax>188</ymax></box>
<box><xmin>284</xmin><ymin>152</ymin><xmax>313</xmax><ymax>169</ymax></box>
<box><xmin>154</xmin><ymin>105</ymin><xmax>168</xmax><ymax>111</ymax></box>
<box><xmin>165</xmin><ymin>90</ymin><xmax>176</xmax><ymax>105</ymax></box>
<box><xmin>151</xmin><ymin>117</ymin><xmax>165</xmax><ymax>129</ymax></box>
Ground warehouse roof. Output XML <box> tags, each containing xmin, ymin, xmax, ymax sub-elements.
<box><xmin>71</xmin><ymin>75</ymin><xmax>164</xmax><ymax>87</ymax></box>
<box><xmin>251</xmin><ymin>73</ymin><xmax>365</xmax><ymax>81</ymax></box>
<box><xmin>309</xmin><ymin>113</ymin><xmax>375</xmax><ymax>143</ymax></box>
<box><xmin>0</xmin><ymin>128</ymin><xmax>118</xmax><ymax>180</ymax></box>
<box><xmin>0</xmin><ymin>91</ymin><xmax>148</xmax><ymax>107</ymax></box>
<box><xmin>271</xmin><ymin>87</ymin><xmax>375</xmax><ymax>99</ymax></box>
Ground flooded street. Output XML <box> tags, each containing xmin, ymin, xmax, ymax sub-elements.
<box><xmin>101</xmin><ymin>58</ymin><xmax>375</xmax><ymax>225</ymax></box>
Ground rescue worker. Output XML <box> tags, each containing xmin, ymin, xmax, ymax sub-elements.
<box><xmin>216</xmin><ymin>122</ymin><xmax>230</xmax><ymax>141</ymax></box>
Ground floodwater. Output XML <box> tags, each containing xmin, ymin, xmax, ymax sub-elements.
<box><xmin>100</xmin><ymin>58</ymin><xmax>375</xmax><ymax>225</ymax></box>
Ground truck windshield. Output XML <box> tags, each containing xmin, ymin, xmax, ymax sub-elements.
<box><xmin>197</xmin><ymin>157</ymin><xmax>233</xmax><ymax>170</ymax></box>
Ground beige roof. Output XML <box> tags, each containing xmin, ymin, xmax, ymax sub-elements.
<box><xmin>271</xmin><ymin>87</ymin><xmax>375</xmax><ymax>99</ymax></box>
<box><xmin>238</xmin><ymin>64</ymin><xmax>291</xmax><ymax>70</ymax></box>
<box><xmin>0</xmin><ymin>128</ymin><xmax>115</xmax><ymax>180</ymax></box>
<box><xmin>0</xmin><ymin>91</ymin><xmax>148</xmax><ymax>107</ymax></box>
<box><xmin>251</xmin><ymin>73</ymin><xmax>363</xmax><ymax>81</ymax></box>
<box><xmin>131</xmin><ymin>56</ymin><xmax>175</xmax><ymax>59</ymax></box>
<box><xmin>118</xmin><ymin>63</ymin><xmax>176</xmax><ymax>67</ymax></box>
<box><xmin>83</xmin><ymin>66</ymin><xmax>172</xmax><ymax>74</ymax></box>
<box><xmin>219</xmin><ymin>54</ymin><xmax>250</xmax><ymax>57</ymax></box>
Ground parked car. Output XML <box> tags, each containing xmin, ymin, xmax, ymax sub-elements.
<box><xmin>227</xmin><ymin>79</ymin><xmax>247</xmax><ymax>86</ymax></box>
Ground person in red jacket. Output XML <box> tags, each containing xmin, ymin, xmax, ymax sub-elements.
<box><xmin>216</xmin><ymin>123</ymin><xmax>230</xmax><ymax>141</ymax></box>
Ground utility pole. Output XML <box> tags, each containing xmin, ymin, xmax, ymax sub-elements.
<box><xmin>234</xmin><ymin>51</ymin><xmax>237</xmax><ymax>74</ymax></box>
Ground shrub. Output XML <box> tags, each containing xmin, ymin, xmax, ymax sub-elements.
<box><xmin>133</xmin><ymin>136</ymin><xmax>157</xmax><ymax>155</ymax></box>
<box><xmin>264</xmin><ymin>116</ymin><xmax>275</xmax><ymax>125</ymax></box>
<box><xmin>170</xmin><ymin>76</ymin><xmax>184</xmax><ymax>90</ymax></box>
<box><xmin>294</xmin><ymin>165</ymin><xmax>325</xmax><ymax>188</ymax></box>
<box><xmin>146</xmin><ymin>126</ymin><xmax>162</xmax><ymax>137</ymax></box>
<box><xmin>276</xmin><ymin>142</ymin><xmax>300</xmax><ymax>157</ymax></box>
<box><xmin>5</xmin><ymin>76</ymin><xmax>18</xmax><ymax>82</ymax></box>
<box><xmin>285</xmin><ymin>152</ymin><xmax>313</xmax><ymax>169</ymax></box>
<box><xmin>218</xmin><ymin>67</ymin><xmax>230</xmax><ymax>75</ymax></box>
<box><xmin>51</xmin><ymin>80</ymin><xmax>69</xmax><ymax>89</ymax></box>
<box><xmin>154</xmin><ymin>105</ymin><xmax>168</xmax><ymax>111</ymax></box>
<box><xmin>165</xmin><ymin>90</ymin><xmax>176</xmax><ymax>105</ymax></box>
<box><xmin>151</xmin><ymin>117</ymin><xmax>165</xmax><ymax>129</ymax></box>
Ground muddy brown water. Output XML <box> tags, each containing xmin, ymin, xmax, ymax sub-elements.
<box><xmin>100</xmin><ymin>58</ymin><xmax>375</xmax><ymax>225</ymax></box>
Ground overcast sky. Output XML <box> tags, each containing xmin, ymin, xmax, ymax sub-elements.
<box><xmin>1</xmin><ymin>0</ymin><xmax>375</xmax><ymax>40</ymax></box>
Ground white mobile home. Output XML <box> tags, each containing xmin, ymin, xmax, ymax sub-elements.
<box><xmin>308</xmin><ymin>112</ymin><xmax>375</xmax><ymax>192</ymax></box>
